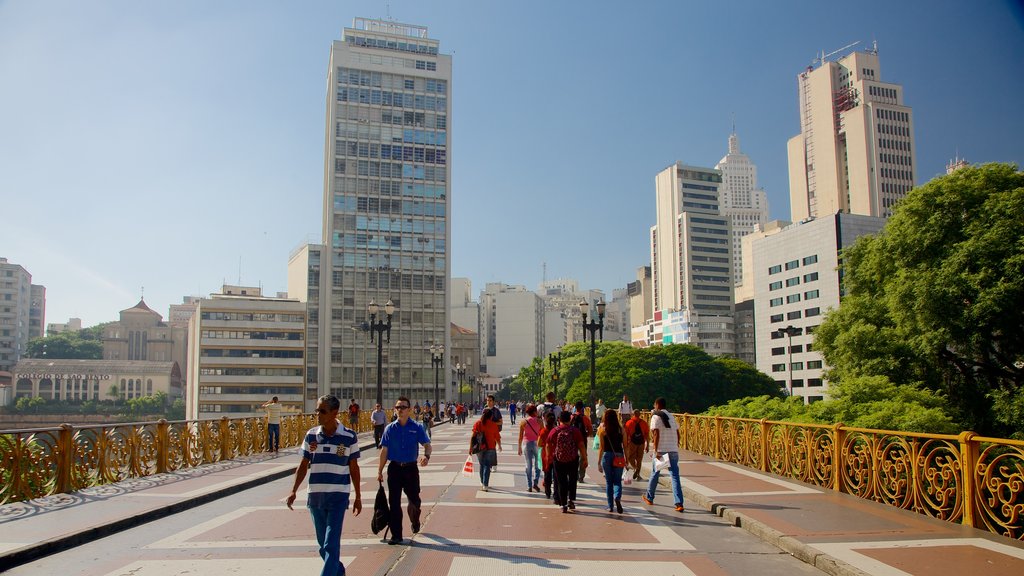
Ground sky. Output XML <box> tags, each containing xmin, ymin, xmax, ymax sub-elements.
<box><xmin>2</xmin><ymin>0</ymin><xmax>1023</xmax><ymax>328</ymax></box>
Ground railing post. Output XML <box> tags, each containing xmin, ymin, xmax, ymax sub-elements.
<box><xmin>681</xmin><ymin>413</ymin><xmax>689</xmax><ymax>451</ymax></box>
<box><xmin>219</xmin><ymin>417</ymin><xmax>232</xmax><ymax>461</ymax></box>
<box><xmin>155</xmin><ymin>419</ymin><xmax>169</xmax><ymax>474</ymax></box>
<box><xmin>759</xmin><ymin>418</ymin><xmax>769</xmax><ymax>472</ymax></box>
<box><xmin>56</xmin><ymin>423</ymin><xmax>75</xmax><ymax>494</ymax></box>
<box><xmin>713</xmin><ymin>415</ymin><xmax>722</xmax><ymax>460</ymax></box>
<box><xmin>832</xmin><ymin>422</ymin><xmax>845</xmax><ymax>493</ymax></box>
<box><xmin>958</xmin><ymin>431</ymin><xmax>978</xmax><ymax>529</ymax></box>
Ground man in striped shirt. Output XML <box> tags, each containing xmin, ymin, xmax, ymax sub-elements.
<box><xmin>287</xmin><ymin>394</ymin><xmax>361</xmax><ymax>576</ymax></box>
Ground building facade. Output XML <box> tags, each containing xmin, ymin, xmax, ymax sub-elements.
<box><xmin>752</xmin><ymin>214</ymin><xmax>886</xmax><ymax>403</ymax></box>
<box><xmin>47</xmin><ymin>317</ymin><xmax>82</xmax><ymax>336</ymax></box>
<box><xmin>787</xmin><ymin>46</ymin><xmax>916</xmax><ymax>222</ymax></box>
<box><xmin>480</xmin><ymin>283</ymin><xmax>545</xmax><ymax>378</ymax></box>
<box><xmin>0</xmin><ymin>258</ymin><xmax>45</xmax><ymax>376</ymax></box>
<box><xmin>102</xmin><ymin>300</ymin><xmax>188</xmax><ymax>382</ymax></box>
<box><xmin>12</xmin><ymin>358</ymin><xmax>182</xmax><ymax>402</ymax></box>
<box><xmin>715</xmin><ymin>131</ymin><xmax>769</xmax><ymax>286</ymax></box>
<box><xmin>186</xmin><ymin>287</ymin><xmax>306</xmax><ymax>419</ymax></box>
<box><xmin>319</xmin><ymin>18</ymin><xmax>452</xmax><ymax>406</ymax></box>
<box><xmin>287</xmin><ymin>243</ymin><xmax>323</xmax><ymax>412</ymax></box>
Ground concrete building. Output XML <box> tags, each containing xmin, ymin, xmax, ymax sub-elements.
<box><xmin>449</xmin><ymin>278</ymin><xmax>481</xmax><ymax>370</ymax></box>
<box><xmin>627</xmin><ymin>266</ymin><xmax>653</xmax><ymax>328</ymax></box>
<box><xmin>734</xmin><ymin>299</ymin><xmax>756</xmax><ymax>366</ymax></box>
<box><xmin>716</xmin><ymin>131</ymin><xmax>769</xmax><ymax>286</ymax></box>
<box><xmin>480</xmin><ymin>283</ymin><xmax>545</xmax><ymax>378</ymax></box>
<box><xmin>287</xmin><ymin>243</ymin><xmax>323</xmax><ymax>412</ymax></box>
<box><xmin>787</xmin><ymin>45</ymin><xmax>916</xmax><ymax>222</ymax></box>
<box><xmin>0</xmin><ymin>258</ymin><xmax>45</xmax><ymax>376</ymax></box>
<box><xmin>319</xmin><ymin>18</ymin><xmax>452</xmax><ymax>407</ymax></box>
<box><xmin>47</xmin><ymin>317</ymin><xmax>82</xmax><ymax>336</ymax></box>
<box><xmin>752</xmin><ymin>213</ymin><xmax>886</xmax><ymax>403</ymax></box>
<box><xmin>102</xmin><ymin>300</ymin><xmax>188</xmax><ymax>384</ymax></box>
<box><xmin>168</xmin><ymin>297</ymin><xmax>199</xmax><ymax>328</ymax></box>
<box><xmin>651</xmin><ymin>163</ymin><xmax>735</xmax><ymax>356</ymax></box>
<box><xmin>735</xmin><ymin>220</ymin><xmax>791</xmax><ymax>303</ymax></box>
<box><xmin>186</xmin><ymin>286</ymin><xmax>306</xmax><ymax>419</ymax></box>
<box><xmin>449</xmin><ymin>322</ymin><xmax>480</xmax><ymax>404</ymax></box>
<box><xmin>12</xmin><ymin>358</ymin><xmax>182</xmax><ymax>402</ymax></box>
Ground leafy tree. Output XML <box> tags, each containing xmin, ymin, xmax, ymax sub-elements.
<box><xmin>25</xmin><ymin>330</ymin><xmax>103</xmax><ymax>359</ymax></box>
<box><xmin>807</xmin><ymin>376</ymin><xmax>959</xmax><ymax>434</ymax></box>
<box><xmin>815</xmin><ymin>163</ymin><xmax>1024</xmax><ymax>436</ymax></box>
<box><xmin>705</xmin><ymin>395</ymin><xmax>814</xmax><ymax>422</ymax></box>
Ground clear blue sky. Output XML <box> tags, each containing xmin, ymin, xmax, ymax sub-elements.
<box><xmin>2</xmin><ymin>0</ymin><xmax>1022</xmax><ymax>327</ymax></box>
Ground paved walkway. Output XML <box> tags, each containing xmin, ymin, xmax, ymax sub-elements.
<box><xmin>2</xmin><ymin>416</ymin><xmax>1023</xmax><ymax>575</ymax></box>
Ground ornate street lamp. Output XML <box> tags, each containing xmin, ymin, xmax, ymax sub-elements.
<box><xmin>579</xmin><ymin>298</ymin><xmax>606</xmax><ymax>418</ymax></box>
<box><xmin>430</xmin><ymin>343</ymin><xmax>444</xmax><ymax>422</ymax></box>
<box><xmin>774</xmin><ymin>325</ymin><xmax>802</xmax><ymax>397</ymax></box>
<box><xmin>548</xmin><ymin>346</ymin><xmax>562</xmax><ymax>400</ymax></box>
<box><xmin>368</xmin><ymin>299</ymin><xmax>395</xmax><ymax>407</ymax></box>
<box><xmin>456</xmin><ymin>363</ymin><xmax>466</xmax><ymax>405</ymax></box>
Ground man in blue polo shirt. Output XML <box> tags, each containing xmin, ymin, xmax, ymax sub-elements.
<box><xmin>377</xmin><ymin>395</ymin><xmax>431</xmax><ymax>545</ymax></box>
<box><xmin>287</xmin><ymin>394</ymin><xmax>361</xmax><ymax>576</ymax></box>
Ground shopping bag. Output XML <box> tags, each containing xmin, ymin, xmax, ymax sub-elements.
<box><xmin>462</xmin><ymin>455</ymin><xmax>474</xmax><ymax>476</ymax></box>
<box><xmin>653</xmin><ymin>453</ymin><xmax>671</xmax><ymax>472</ymax></box>
<box><xmin>623</xmin><ymin>476</ymin><xmax>632</xmax><ymax>485</ymax></box>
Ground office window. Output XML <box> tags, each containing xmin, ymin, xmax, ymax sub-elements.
<box><xmin>804</xmin><ymin>272</ymin><xmax>819</xmax><ymax>282</ymax></box>
<box><xmin>770</xmin><ymin>297</ymin><xmax>783</xmax><ymax>307</ymax></box>
<box><xmin>768</xmin><ymin>265</ymin><xmax>782</xmax><ymax>275</ymax></box>
<box><xmin>772</xmin><ymin>363</ymin><xmax>786</xmax><ymax>372</ymax></box>
<box><xmin>803</xmin><ymin>255</ymin><xmax>818</xmax><ymax>265</ymax></box>
<box><xmin>790</xmin><ymin>345</ymin><xmax>803</xmax><ymax>353</ymax></box>
<box><xmin>791</xmin><ymin>362</ymin><xmax>804</xmax><ymax>371</ymax></box>
<box><xmin>787</xmin><ymin>310</ymin><xmax>801</xmax><ymax>320</ymax></box>
<box><xmin>805</xmin><ymin>307</ymin><xmax>821</xmax><ymax>317</ymax></box>
<box><xmin>791</xmin><ymin>379</ymin><xmax>805</xmax><ymax>388</ymax></box>
<box><xmin>805</xmin><ymin>325</ymin><xmax>818</xmax><ymax>334</ymax></box>
<box><xmin>785</xmin><ymin>260</ymin><xmax>800</xmax><ymax>270</ymax></box>
<box><xmin>808</xmin><ymin>378</ymin><xmax>823</xmax><ymax>387</ymax></box>
<box><xmin>770</xmin><ymin>314</ymin><xmax>784</xmax><ymax>323</ymax></box>
<box><xmin>772</xmin><ymin>347</ymin><xmax>785</xmax><ymax>356</ymax></box>
<box><xmin>786</xmin><ymin>277</ymin><xmax>800</xmax><ymax>287</ymax></box>
<box><xmin>771</xmin><ymin>331</ymin><xmax>784</xmax><ymax>340</ymax></box>
<box><xmin>769</xmin><ymin>281</ymin><xmax>783</xmax><ymax>291</ymax></box>
<box><xmin>807</xmin><ymin>360</ymin><xmax>823</xmax><ymax>369</ymax></box>
<box><xmin>804</xmin><ymin>290</ymin><xmax>819</xmax><ymax>300</ymax></box>
<box><xmin>786</xmin><ymin>294</ymin><xmax>801</xmax><ymax>304</ymax></box>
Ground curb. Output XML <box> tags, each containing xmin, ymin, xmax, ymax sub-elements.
<box><xmin>0</xmin><ymin>432</ymin><xmax>387</xmax><ymax>572</ymax></box>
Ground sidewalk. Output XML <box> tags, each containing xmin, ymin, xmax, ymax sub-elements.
<box><xmin>2</xmin><ymin>419</ymin><xmax>1023</xmax><ymax>575</ymax></box>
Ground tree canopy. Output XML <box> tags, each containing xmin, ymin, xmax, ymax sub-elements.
<box><xmin>25</xmin><ymin>324</ymin><xmax>109</xmax><ymax>360</ymax></box>
<box><xmin>508</xmin><ymin>340</ymin><xmax>783</xmax><ymax>413</ymax></box>
<box><xmin>814</xmin><ymin>163</ymin><xmax>1024</xmax><ymax>436</ymax></box>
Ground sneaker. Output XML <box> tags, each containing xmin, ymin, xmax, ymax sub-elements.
<box><xmin>674</xmin><ymin>504</ymin><xmax>685</xmax><ymax>512</ymax></box>
<box><xmin>482</xmin><ymin>485</ymin><xmax>488</xmax><ymax>492</ymax></box>
<box><xmin>527</xmin><ymin>486</ymin><xmax>533</xmax><ymax>493</ymax></box>
<box><xmin>642</xmin><ymin>495</ymin><xmax>653</xmax><ymax>506</ymax></box>
<box><xmin>616</xmin><ymin>499</ymin><xmax>623</xmax><ymax>514</ymax></box>
<box><xmin>567</xmin><ymin>501</ymin><xmax>575</xmax><ymax>510</ymax></box>
<box><xmin>561</xmin><ymin>505</ymin><xmax>568</xmax><ymax>513</ymax></box>
<box><xmin>387</xmin><ymin>537</ymin><xmax>402</xmax><ymax>545</ymax></box>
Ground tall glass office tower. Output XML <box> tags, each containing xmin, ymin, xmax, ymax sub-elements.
<box><xmin>318</xmin><ymin>18</ymin><xmax>451</xmax><ymax>406</ymax></box>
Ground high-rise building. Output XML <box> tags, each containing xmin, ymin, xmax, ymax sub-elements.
<box><xmin>0</xmin><ymin>258</ymin><xmax>45</xmax><ymax>376</ymax></box>
<box><xmin>715</xmin><ymin>131</ymin><xmax>769</xmax><ymax>286</ymax></box>
<box><xmin>287</xmin><ymin>243</ymin><xmax>323</xmax><ymax>412</ymax></box>
<box><xmin>320</xmin><ymin>19</ymin><xmax>452</xmax><ymax>406</ymax></box>
<box><xmin>650</xmin><ymin>163</ymin><xmax>735</xmax><ymax>355</ymax></box>
<box><xmin>787</xmin><ymin>45</ymin><xmax>915</xmax><ymax>221</ymax></box>
<box><xmin>480</xmin><ymin>283</ymin><xmax>544</xmax><ymax>378</ymax></box>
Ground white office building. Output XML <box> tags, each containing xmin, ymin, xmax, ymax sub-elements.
<box><xmin>715</xmin><ymin>131</ymin><xmax>769</xmax><ymax>286</ymax></box>
<box><xmin>480</xmin><ymin>283</ymin><xmax>545</xmax><ymax>378</ymax></box>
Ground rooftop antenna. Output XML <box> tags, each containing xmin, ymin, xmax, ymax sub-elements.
<box><xmin>238</xmin><ymin>256</ymin><xmax>242</xmax><ymax>285</ymax></box>
<box><xmin>814</xmin><ymin>40</ymin><xmax>861</xmax><ymax>67</ymax></box>
<box><xmin>141</xmin><ymin>286</ymin><xmax>144</xmax><ymax>300</ymax></box>
<box><xmin>542</xmin><ymin>262</ymin><xmax>547</xmax><ymax>285</ymax></box>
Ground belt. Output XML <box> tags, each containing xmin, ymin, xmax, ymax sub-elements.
<box><xmin>390</xmin><ymin>461</ymin><xmax>418</xmax><ymax>467</ymax></box>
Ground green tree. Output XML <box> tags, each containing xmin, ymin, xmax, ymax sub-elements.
<box><xmin>807</xmin><ymin>376</ymin><xmax>959</xmax><ymax>434</ymax></box>
<box><xmin>815</xmin><ymin>163</ymin><xmax>1024</xmax><ymax>436</ymax></box>
<box><xmin>25</xmin><ymin>329</ymin><xmax>104</xmax><ymax>359</ymax></box>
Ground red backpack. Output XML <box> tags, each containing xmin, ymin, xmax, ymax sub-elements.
<box><xmin>553</xmin><ymin>425</ymin><xmax>579</xmax><ymax>463</ymax></box>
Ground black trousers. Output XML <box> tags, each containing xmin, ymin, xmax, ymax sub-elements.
<box><xmin>554</xmin><ymin>458</ymin><xmax>579</xmax><ymax>506</ymax></box>
<box><xmin>373</xmin><ymin>424</ymin><xmax>386</xmax><ymax>448</ymax></box>
<box><xmin>386</xmin><ymin>462</ymin><xmax>421</xmax><ymax>540</ymax></box>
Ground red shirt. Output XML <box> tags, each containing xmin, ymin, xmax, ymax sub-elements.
<box><xmin>472</xmin><ymin>417</ymin><xmax>501</xmax><ymax>450</ymax></box>
<box><xmin>624</xmin><ymin>417</ymin><xmax>649</xmax><ymax>443</ymax></box>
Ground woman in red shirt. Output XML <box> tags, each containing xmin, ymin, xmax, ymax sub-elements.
<box><xmin>537</xmin><ymin>411</ymin><xmax>558</xmax><ymax>501</ymax></box>
<box><xmin>470</xmin><ymin>407</ymin><xmax>502</xmax><ymax>491</ymax></box>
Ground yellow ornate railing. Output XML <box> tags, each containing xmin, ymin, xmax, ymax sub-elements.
<box><xmin>646</xmin><ymin>412</ymin><xmax>1024</xmax><ymax>541</ymax></box>
<box><xmin>0</xmin><ymin>411</ymin><xmax>378</xmax><ymax>505</ymax></box>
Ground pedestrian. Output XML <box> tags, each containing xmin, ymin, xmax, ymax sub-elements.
<box><xmin>540</xmin><ymin>391</ymin><xmax>561</xmax><ymax>421</ymax></box>
<box><xmin>594</xmin><ymin>398</ymin><xmax>606</xmax><ymax>429</ymax></box>
<box><xmin>509</xmin><ymin>400</ymin><xmax>517</xmax><ymax>425</ymax></box>
<box><xmin>624</xmin><ymin>409</ymin><xmax>649</xmax><ymax>480</ymax></box>
<box><xmin>377</xmin><ymin>396</ymin><xmax>432</xmax><ymax>545</ymax></box>
<box><xmin>618</xmin><ymin>394</ymin><xmax>633</xmax><ymax>426</ymax></box>
<box><xmin>570</xmin><ymin>401</ymin><xmax>593</xmax><ymax>482</ymax></box>
<box><xmin>371</xmin><ymin>403</ymin><xmax>387</xmax><ymax>449</ymax></box>
<box><xmin>421</xmin><ymin>406</ymin><xmax>433</xmax><ymax>438</ymax></box>
<box><xmin>484</xmin><ymin>394</ymin><xmax>503</xmax><ymax>431</ymax></box>
<box><xmin>551</xmin><ymin>410</ymin><xmax>586</xmax><ymax>513</ymax></box>
<box><xmin>348</xmin><ymin>399</ymin><xmax>360</xmax><ymax>430</ymax></box>
<box><xmin>596</xmin><ymin>408</ymin><xmax>626</xmax><ymax>513</ymax></box>
<box><xmin>261</xmin><ymin>396</ymin><xmax>282</xmax><ymax>453</ymax></box>
<box><xmin>517</xmin><ymin>404</ymin><xmax>542</xmax><ymax>492</ymax></box>
<box><xmin>286</xmin><ymin>394</ymin><xmax>361</xmax><ymax>576</ymax></box>
<box><xmin>538</xmin><ymin>411</ymin><xmax>558</xmax><ymax>500</ymax></box>
<box><xmin>642</xmin><ymin>397</ymin><xmax>684</xmax><ymax>512</ymax></box>
<box><xmin>471</xmin><ymin>400</ymin><xmax>502</xmax><ymax>491</ymax></box>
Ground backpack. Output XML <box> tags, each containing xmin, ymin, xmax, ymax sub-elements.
<box><xmin>553</xmin><ymin>426</ymin><xmax>579</xmax><ymax>463</ymax></box>
<box><xmin>629</xmin><ymin>421</ymin><xmax>645</xmax><ymax>445</ymax></box>
<box><xmin>541</xmin><ymin>402</ymin><xmax>555</xmax><ymax>419</ymax></box>
<box><xmin>570</xmin><ymin>413</ymin><xmax>588</xmax><ymax>437</ymax></box>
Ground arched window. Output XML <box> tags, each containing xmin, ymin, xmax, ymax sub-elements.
<box><xmin>147</xmin><ymin>379</ymin><xmax>153</xmax><ymax>395</ymax></box>
<box><xmin>16</xmin><ymin>377</ymin><xmax>34</xmax><ymax>398</ymax></box>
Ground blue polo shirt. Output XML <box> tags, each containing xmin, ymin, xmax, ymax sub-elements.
<box><xmin>380</xmin><ymin>418</ymin><xmax>430</xmax><ymax>463</ymax></box>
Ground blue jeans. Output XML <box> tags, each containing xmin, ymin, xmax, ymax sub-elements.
<box><xmin>478</xmin><ymin>449</ymin><xmax>496</xmax><ymax>486</ymax></box>
<box><xmin>523</xmin><ymin>441</ymin><xmax>539</xmax><ymax>487</ymax></box>
<box><xmin>601</xmin><ymin>452</ymin><xmax>624</xmax><ymax>509</ymax></box>
<box><xmin>307</xmin><ymin>492</ymin><xmax>349</xmax><ymax>576</ymax></box>
<box><xmin>645</xmin><ymin>451</ymin><xmax>684</xmax><ymax>506</ymax></box>
<box><xmin>267</xmin><ymin>423</ymin><xmax>279</xmax><ymax>451</ymax></box>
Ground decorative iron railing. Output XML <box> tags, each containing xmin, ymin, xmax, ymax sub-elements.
<box><xmin>0</xmin><ymin>411</ymin><xmax>378</xmax><ymax>505</ymax></box>
<box><xmin>645</xmin><ymin>412</ymin><xmax>1024</xmax><ymax>541</ymax></box>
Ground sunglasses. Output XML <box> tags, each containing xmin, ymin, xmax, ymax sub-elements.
<box><xmin>395</xmin><ymin>405</ymin><xmax>410</xmax><ymax>410</ymax></box>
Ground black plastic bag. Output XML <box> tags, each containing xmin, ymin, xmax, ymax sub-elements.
<box><xmin>370</xmin><ymin>483</ymin><xmax>389</xmax><ymax>535</ymax></box>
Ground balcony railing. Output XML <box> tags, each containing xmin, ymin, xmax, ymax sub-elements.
<box><xmin>0</xmin><ymin>411</ymin><xmax>378</xmax><ymax>505</ymax></box>
<box><xmin>645</xmin><ymin>412</ymin><xmax>1024</xmax><ymax>541</ymax></box>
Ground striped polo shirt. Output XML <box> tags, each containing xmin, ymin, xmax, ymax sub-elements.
<box><xmin>301</xmin><ymin>424</ymin><xmax>360</xmax><ymax>495</ymax></box>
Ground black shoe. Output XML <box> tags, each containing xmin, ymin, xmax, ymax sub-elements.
<box><xmin>567</xmin><ymin>501</ymin><xmax>575</xmax><ymax>510</ymax></box>
<box><xmin>562</xmin><ymin>505</ymin><xmax>568</xmax><ymax>513</ymax></box>
<box><xmin>615</xmin><ymin>499</ymin><xmax>623</xmax><ymax>514</ymax></box>
<box><xmin>412</xmin><ymin>522</ymin><xmax>420</xmax><ymax>534</ymax></box>
<box><xmin>387</xmin><ymin>537</ymin><xmax>402</xmax><ymax>545</ymax></box>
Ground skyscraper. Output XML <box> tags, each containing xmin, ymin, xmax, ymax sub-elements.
<box><xmin>787</xmin><ymin>45</ymin><xmax>916</xmax><ymax>221</ymax></box>
<box><xmin>320</xmin><ymin>19</ymin><xmax>451</xmax><ymax>405</ymax></box>
<box><xmin>715</xmin><ymin>131</ymin><xmax>769</xmax><ymax>286</ymax></box>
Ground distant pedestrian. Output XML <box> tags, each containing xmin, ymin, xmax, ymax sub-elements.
<box><xmin>518</xmin><ymin>404</ymin><xmax>542</xmax><ymax>492</ymax></box>
<box><xmin>471</xmin><ymin>404</ymin><xmax>502</xmax><ymax>491</ymax></box>
<box><xmin>538</xmin><ymin>411</ymin><xmax>558</xmax><ymax>500</ymax></box>
<box><xmin>642</xmin><ymin>397</ymin><xmax>684</xmax><ymax>512</ymax></box>
<box><xmin>597</xmin><ymin>408</ymin><xmax>625</xmax><ymax>513</ymax></box>
<box><xmin>618</xmin><ymin>395</ymin><xmax>633</xmax><ymax>426</ymax></box>
<box><xmin>261</xmin><ymin>396</ymin><xmax>282</xmax><ymax>453</ymax></box>
<box><xmin>509</xmin><ymin>400</ymin><xmax>517</xmax><ymax>425</ymax></box>
<box><xmin>484</xmin><ymin>394</ymin><xmax>503</xmax><ymax>431</ymax></box>
<box><xmin>551</xmin><ymin>410</ymin><xmax>586</xmax><ymax>513</ymax></box>
<box><xmin>371</xmin><ymin>403</ymin><xmax>387</xmax><ymax>449</ymax></box>
<box><xmin>348</xmin><ymin>399</ymin><xmax>360</xmax><ymax>430</ymax></box>
<box><xmin>624</xmin><ymin>409</ymin><xmax>649</xmax><ymax>480</ymax></box>
<box><xmin>594</xmin><ymin>398</ymin><xmax>606</xmax><ymax>428</ymax></box>
<box><xmin>377</xmin><ymin>396</ymin><xmax>432</xmax><ymax>545</ymax></box>
<box><xmin>286</xmin><ymin>394</ymin><xmax>361</xmax><ymax>576</ymax></box>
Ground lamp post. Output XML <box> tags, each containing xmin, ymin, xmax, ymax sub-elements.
<box><xmin>368</xmin><ymin>299</ymin><xmax>395</xmax><ymax>407</ymax></box>
<box><xmin>579</xmin><ymin>298</ymin><xmax>606</xmax><ymax>418</ymax></box>
<box><xmin>430</xmin><ymin>344</ymin><xmax>444</xmax><ymax>422</ymax></box>
<box><xmin>548</xmin><ymin>347</ymin><xmax>562</xmax><ymax>400</ymax></box>
<box><xmin>456</xmin><ymin>363</ymin><xmax>466</xmax><ymax>405</ymax></box>
<box><xmin>774</xmin><ymin>325</ymin><xmax>802</xmax><ymax>397</ymax></box>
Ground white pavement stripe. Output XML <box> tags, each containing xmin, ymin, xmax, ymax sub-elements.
<box><xmin>808</xmin><ymin>538</ymin><xmax>1024</xmax><ymax>576</ymax></box>
<box><xmin>102</xmin><ymin>557</ymin><xmax>353</xmax><ymax>575</ymax></box>
<box><xmin>448</xmin><ymin>558</ymin><xmax>696</xmax><ymax>574</ymax></box>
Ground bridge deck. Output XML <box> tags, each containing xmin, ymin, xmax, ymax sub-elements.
<box><xmin>2</xmin><ymin>416</ymin><xmax>1023</xmax><ymax>575</ymax></box>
